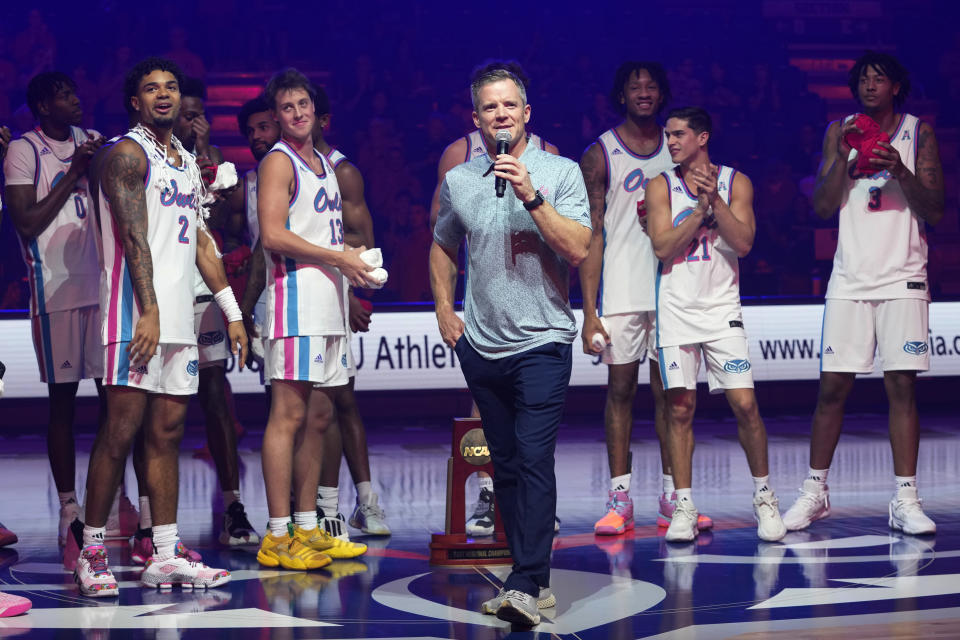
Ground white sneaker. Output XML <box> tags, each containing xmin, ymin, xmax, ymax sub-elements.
<box><xmin>481</xmin><ymin>586</ymin><xmax>555</xmax><ymax>614</ymax></box>
<box><xmin>74</xmin><ymin>545</ymin><xmax>119</xmax><ymax>598</ymax></box>
<box><xmin>466</xmin><ymin>487</ymin><xmax>495</xmax><ymax>536</ymax></box>
<box><xmin>58</xmin><ymin>499</ymin><xmax>82</xmax><ymax>547</ymax></box>
<box><xmin>496</xmin><ymin>589</ymin><xmax>540</xmax><ymax>626</ymax></box>
<box><xmin>889</xmin><ymin>486</ymin><xmax>936</xmax><ymax>535</ymax></box>
<box><xmin>782</xmin><ymin>479</ymin><xmax>830</xmax><ymax>531</ymax></box>
<box><xmin>318</xmin><ymin>508</ymin><xmax>350</xmax><ymax>541</ymax></box>
<box><xmin>141</xmin><ymin>543</ymin><xmax>231</xmax><ymax>589</ymax></box>
<box><xmin>349</xmin><ymin>493</ymin><xmax>391</xmax><ymax>536</ymax></box>
<box><xmin>664</xmin><ymin>500</ymin><xmax>699</xmax><ymax>542</ymax></box>
<box><xmin>753</xmin><ymin>491</ymin><xmax>787</xmax><ymax>542</ymax></box>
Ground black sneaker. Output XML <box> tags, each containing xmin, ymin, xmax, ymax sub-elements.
<box><xmin>466</xmin><ymin>487</ymin><xmax>495</xmax><ymax>536</ymax></box>
<box><xmin>220</xmin><ymin>501</ymin><xmax>260</xmax><ymax>546</ymax></box>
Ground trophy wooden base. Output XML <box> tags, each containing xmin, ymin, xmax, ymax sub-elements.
<box><xmin>429</xmin><ymin>532</ymin><xmax>512</xmax><ymax>566</ymax></box>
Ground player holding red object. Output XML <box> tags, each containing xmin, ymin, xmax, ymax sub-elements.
<box><xmin>783</xmin><ymin>52</ymin><xmax>944</xmax><ymax>535</ymax></box>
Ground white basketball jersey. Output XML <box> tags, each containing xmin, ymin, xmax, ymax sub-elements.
<box><xmin>463</xmin><ymin>129</ymin><xmax>547</xmax><ymax>162</ymax></box>
<box><xmin>655</xmin><ymin>165</ymin><xmax>744</xmax><ymax>348</ymax></box>
<box><xmin>100</xmin><ymin>130</ymin><xmax>201</xmax><ymax>345</ymax></box>
<box><xmin>597</xmin><ymin>127</ymin><xmax>674</xmax><ymax>315</ymax></box>
<box><xmin>324</xmin><ymin>147</ymin><xmax>353</xmax><ymax>319</ymax></box>
<box><xmin>827</xmin><ymin>113</ymin><xmax>928</xmax><ymax>301</ymax></box>
<box><xmin>11</xmin><ymin>127</ymin><xmax>101</xmax><ymax>317</ymax></box>
<box><xmin>262</xmin><ymin>140</ymin><xmax>346</xmax><ymax>338</ymax></box>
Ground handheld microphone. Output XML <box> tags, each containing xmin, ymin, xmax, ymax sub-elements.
<box><xmin>495</xmin><ymin>130</ymin><xmax>511</xmax><ymax>198</ymax></box>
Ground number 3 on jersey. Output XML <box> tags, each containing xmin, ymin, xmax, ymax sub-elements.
<box><xmin>868</xmin><ymin>186</ymin><xmax>882</xmax><ymax>211</ymax></box>
<box><xmin>329</xmin><ymin>219</ymin><xmax>344</xmax><ymax>245</ymax></box>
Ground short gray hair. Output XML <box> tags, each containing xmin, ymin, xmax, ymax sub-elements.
<box><xmin>470</xmin><ymin>69</ymin><xmax>527</xmax><ymax>111</ymax></box>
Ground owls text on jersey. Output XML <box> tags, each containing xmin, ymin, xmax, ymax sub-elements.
<box><xmin>597</xmin><ymin>127</ymin><xmax>675</xmax><ymax>316</ymax></box>
<box><xmin>262</xmin><ymin>140</ymin><xmax>346</xmax><ymax>339</ymax></box>
<box><xmin>99</xmin><ymin>130</ymin><xmax>202</xmax><ymax>346</ymax></box>
<box><xmin>827</xmin><ymin>113</ymin><xmax>928</xmax><ymax>301</ymax></box>
<box><xmin>463</xmin><ymin>129</ymin><xmax>547</xmax><ymax>163</ymax></box>
<box><xmin>655</xmin><ymin>165</ymin><xmax>745</xmax><ymax>348</ymax></box>
<box><xmin>7</xmin><ymin>126</ymin><xmax>101</xmax><ymax>317</ymax></box>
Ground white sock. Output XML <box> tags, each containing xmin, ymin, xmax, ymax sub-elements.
<box><xmin>293</xmin><ymin>511</ymin><xmax>317</xmax><ymax>531</ymax></box>
<box><xmin>58</xmin><ymin>491</ymin><xmax>78</xmax><ymax>508</ymax></box>
<box><xmin>675</xmin><ymin>488</ymin><xmax>695</xmax><ymax>509</ymax></box>
<box><xmin>268</xmin><ymin>516</ymin><xmax>291</xmax><ymax>538</ymax></box>
<box><xmin>82</xmin><ymin>525</ymin><xmax>106</xmax><ymax>549</ymax></box>
<box><xmin>316</xmin><ymin>486</ymin><xmax>339</xmax><ymax>514</ymax></box>
<box><xmin>610</xmin><ymin>473</ymin><xmax>631</xmax><ymax>493</ymax></box>
<box><xmin>355</xmin><ymin>481</ymin><xmax>373</xmax><ymax>504</ymax></box>
<box><xmin>753</xmin><ymin>475</ymin><xmax>771</xmax><ymax>496</ymax></box>
<box><xmin>895</xmin><ymin>475</ymin><xmax>917</xmax><ymax>491</ymax></box>
<box><xmin>152</xmin><ymin>523</ymin><xmax>178</xmax><ymax>561</ymax></box>
<box><xmin>662</xmin><ymin>474</ymin><xmax>675</xmax><ymax>495</ymax></box>
<box><xmin>478</xmin><ymin>475</ymin><xmax>493</xmax><ymax>492</ymax></box>
<box><xmin>807</xmin><ymin>467</ymin><xmax>829</xmax><ymax>484</ymax></box>
<box><xmin>139</xmin><ymin>496</ymin><xmax>152</xmax><ymax>529</ymax></box>
<box><xmin>222</xmin><ymin>490</ymin><xmax>241</xmax><ymax>507</ymax></box>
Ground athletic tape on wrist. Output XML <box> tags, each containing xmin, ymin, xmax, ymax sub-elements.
<box><xmin>214</xmin><ymin>286</ymin><xmax>243</xmax><ymax>323</ymax></box>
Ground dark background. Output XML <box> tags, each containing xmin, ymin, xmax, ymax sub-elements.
<box><xmin>2</xmin><ymin>0</ymin><xmax>959</xmax><ymax>310</ymax></box>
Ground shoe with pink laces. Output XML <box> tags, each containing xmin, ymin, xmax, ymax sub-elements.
<box><xmin>74</xmin><ymin>545</ymin><xmax>119</xmax><ymax>597</ymax></box>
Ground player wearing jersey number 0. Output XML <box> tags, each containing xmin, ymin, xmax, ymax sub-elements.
<box><xmin>782</xmin><ymin>52</ymin><xmax>944</xmax><ymax>536</ymax></box>
<box><xmin>646</xmin><ymin>107</ymin><xmax>785</xmax><ymax>544</ymax></box>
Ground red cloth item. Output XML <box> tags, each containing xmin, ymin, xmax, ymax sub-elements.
<box><xmin>843</xmin><ymin>114</ymin><xmax>890</xmax><ymax>175</ymax></box>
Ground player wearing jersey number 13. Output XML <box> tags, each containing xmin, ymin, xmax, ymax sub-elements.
<box><xmin>646</xmin><ymin>107</ymin><xmax>785</xmax><ymax>544</ymax></box>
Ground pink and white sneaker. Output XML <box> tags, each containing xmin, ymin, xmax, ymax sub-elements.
<box><xmin>657</xmin><ymin>492</ymin><xmax>714</xmax><ymax>530</ymax></box>
<box><xmin>0</xmin><ymin>591</ymin><xmax>32</xmax><ymax>617</ymax></box>
<box><xmin>74</xmin><ymin>545</ymin><xmax>119</xmax><ymax>597</ymax></box>
<box><xmin>141</xmin><ymin>542</ymin><xmax>230</xmax><ymax>590</ymax></box>
<box><xmin>594</xmin><ymin>491</ymin><xmax>634</xmax><ymax>535</ymax></box>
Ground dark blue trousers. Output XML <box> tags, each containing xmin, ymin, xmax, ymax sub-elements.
<box><xmin>456</xmin><ymin>337</ymin><xmax>572</xmax><ymax>597</ymax></box>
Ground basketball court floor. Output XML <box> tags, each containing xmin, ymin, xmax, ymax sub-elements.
<box><xmin>1</xmin><ymin>410</ymin><xmax>959</xmax><ymax>639</ymax></box>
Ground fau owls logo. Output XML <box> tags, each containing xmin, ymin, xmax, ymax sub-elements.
<box><xmin>723</xmin><ymin>359</ymin><xmax>752</xmax><ymax>373</ymax></box>
<box><xmin>902</xmin><ymin>341</ymin><xmax>928</xmax><ymax>355</ymax></box>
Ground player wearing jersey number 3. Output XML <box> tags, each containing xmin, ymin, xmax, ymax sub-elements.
<box><xmin>646</xmin><ymin>107</ymin><xmax>785</xmax><ymax>543</ymax></box>
<box><xmin>782</xmin><ymin>52</ymin><xmax>944</xmax><ymax>536</ymax></box>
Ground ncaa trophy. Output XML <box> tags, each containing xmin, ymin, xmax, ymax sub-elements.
<box><xmin>429</xmin><ymin>418</ymin><xmax>511</xmax><ymax>565</ymax></box>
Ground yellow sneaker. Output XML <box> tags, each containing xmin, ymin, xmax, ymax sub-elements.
<box><xmin>256</xmin><ymin>531</ymin><xmax>286</xmax><ymax>567</ymax></box>
<box><xmin>258</xmin><ymin>530</ymin><xmax>331</xmax><ymax>570</ymax></box>
<box><xmin>292</xmin><ymin>525</ymin><xmax>367</xmax><ymax>559</ymax></box>
<box><xmin>278</xmin><ymin>537</ymin><xmax>331</xmax><ymax>570</ymax></box>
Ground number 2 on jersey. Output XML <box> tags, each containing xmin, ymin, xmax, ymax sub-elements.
<box><xmin>868</xmin><ymin>187</ymin><xmax>882</xmax><ymax>211</ymax></box>
<box><xmin>178</xmin><ymin>215</ymin><xmax>190</xmax><ymax>244</ymax></box>
<box><xmin>329</xmin><ymin>219</ymin><xmax>344</xmax><ymax>245</ymax></box>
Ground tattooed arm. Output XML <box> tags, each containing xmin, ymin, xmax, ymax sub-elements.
<box><xmin>102</xmin><ymin>139</ymin><xmax>159</xmax><ymax>365</ymax></box>
<box><xmin>577</xmin><ymin>141</ymin><xmax>609</xmax><ymax>355</ymax></box>
<box><xmin>872</xmin><ymin>122</ymin><xmax>944</xmax><ymax>225</ymax></box>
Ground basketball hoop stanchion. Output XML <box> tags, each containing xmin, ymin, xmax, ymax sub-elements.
<box><xmin>429</xmin><ymin>417</ymin><xmax>512</xmax><ymax>566</ymax></box>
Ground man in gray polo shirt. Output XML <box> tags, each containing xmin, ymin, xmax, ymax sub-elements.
<box><xmin>430</xmin><ymin>67</ymin><xmax>591</xmax><ymax>627</ymax></box>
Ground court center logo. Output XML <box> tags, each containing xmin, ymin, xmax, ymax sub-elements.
<box><xmin>372</xmin><ymin>568</ymin><xmax>665</xmax><ymax>634</ymax></box>
<box><xmin>903</xmin><ymin>340</ymin><xmax>928</xmax><ymax>355</ymax></box>
<box><xmin>723</xmin><ymin>358</ymin><xmax>751</xmax><ymax>373</ymax></box>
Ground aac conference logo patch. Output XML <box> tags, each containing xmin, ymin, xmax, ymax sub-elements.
<box><xmin>723</xmin><ymin>359</ymin><xmax>751</xmax><ymax>373</ymax></box>
<box><xmin>903</xmin><ymin>340</ymin><xmax>928</xmax><ymax>355</ymax></box>
<box><xmin>186</xmin><ymin>360</ymin><xmax>199</xmax><ymax>376</ymax></box>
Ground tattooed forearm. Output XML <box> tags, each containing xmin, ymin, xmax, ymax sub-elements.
<box><xmin>579</xmin><ymin>144</ymin><xmax>607</xmax><ymax>231</ymax></box>
<box><xmin>900</xmin><ymin>125</ymin><xmax>944</xmax><ymax>225</ymax></box>
<box><xmin>104</xmin><ymin>146</ymin><xmax>158</xmax><ymax>310</ymax></box>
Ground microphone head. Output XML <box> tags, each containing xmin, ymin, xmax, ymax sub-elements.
<box><xmin>495</xmin><ymin>130</ymin><xmax>512</xmax><ymax>144</ymax></box>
